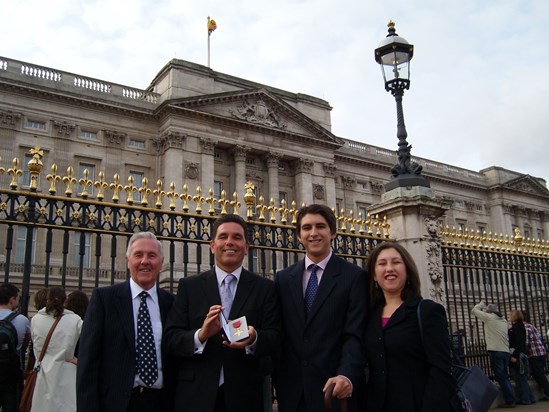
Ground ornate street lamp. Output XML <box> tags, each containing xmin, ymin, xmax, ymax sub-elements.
<box><xmin>375</xmin><ymin>21</ymin><xmax>430</xmax><ymax>191</ymax></box>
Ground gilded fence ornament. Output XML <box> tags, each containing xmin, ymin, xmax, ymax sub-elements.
<box><xmin>193</xmin><ymin>186</ymin><xmax>205</xmax><ymax>214</ymax></box>
<box><xmin>94</xmin><ymin>171</ymin><xmax>109</xmax><ymax>201</ymax></box>
<box><xmin>109</xmin><ymin>173</ymin><xmax>123</xmax><ymax>202</ymax></box>
<box><xmin>7</xmin><ymin>158</ymin><xmax>22</xmax><ymax>189</ymax></box>
<box><xmin>290</xmin><ymin>201</ymin><xmax>298</xmax><ymax>224</ymax></box>
<box><xmin>63</xmin><ymin>166</ymin><xmax>78</xmax><ymax>196</ymax></box>
<box><xmin>243</xmin><ymin>182</ymin><xmax>256</xmax><ymax>219</ymax></box>
<box><xmin>152</xmin><ymin>180</ymin><xmax>164</xmax><ymax>208</ymax></box>
<box><xmin>179</xmin><ymin>184</ymin><xmax>191</xmax><ymax>212</ymax></box>
<box><xmin>205</xmin><ymin>188</ymin><xmax>217</xmax><ymax>215</ymax></box>
<box><xmin>218</xmin><ymin>190</ymin><xmax>229</xmax><ymax>215</ymax></box>
<box><xmin>382</xmin><ymin>216</ymin><xmax>391</xmax><ymax>238</ymax></box>
<box><xmin>124</xmin><ymin>175</ymin><xmax>138</xmax><ymax>205</ymax></box>
<box><xmin>27</xmin><ymin>147</ymin><xmax>44</xmax><ymax>191</ymax></box>
<box><xmin>358</xmin><ymin>212</ymin><xmax>365</xmax><ymax>234</ymax></box>
<box><xmin>139</xmin><ymin>178</ymin><xmax>151</xmax><ymax>206</ymax></box>
<box><xmin>375</xmin><ymin>215</ymin><xmax>383</xmax><ymax>237</ymax></box>
<box><xmin>78</xmin><ymin>169</ymin><xmax>94</xmax><ymax>199</ymax></box>
<box><xmin>268</xmin><ymin>198</ymin><xmax>277</xmax><ymax>223</ymax></box>
<box><xmin>46</xmin><ymin>164</ymin><xmax>62</xmax><ymax>194</ymax></box>
<box><xmin>279</xmin><ymin>199</ymin><xmax>289</xmax><ymax>224</ymax></box>
<box><xmin>230</xmin><ymin>192</ymin><xmax>240</xmax><ymax>216</ymax></box>
<box><xmin>0</xmin><ymin>157</ymin><xmax>4</xmax><ymax>175</ymax></box>
<box><xmin>337</xmin><ymin>209</ymin><xmax>346</xmax><ymax>232</ymax></box>
<box><xmin>166</xmin><ymin>182</ymin><xmax>178</xmax><ymax>211</ymax></box>
<box><xmin>348</xmin><ymin>210</ymin><xmax>356</xmax><ymax>234</ymax></box>
<box><xmin>256</xmin><ymin>196</ymin><xmax>267</xmax><ymax>222</ymax></box>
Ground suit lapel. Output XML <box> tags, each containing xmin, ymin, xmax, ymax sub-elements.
<box><xmin>201</xmin><ymin>269</ymin><xmax>221</xmax><ymax>305</ymax></box>
<box><xmin>288</xmin><ymin>261</ymin><xmax>307</xmax><ymax>326</ymax></box>
<box><xmin>115</xmin><ymin>282</ymin><xmax>136</xmax><ymax>351</ymax></box>
<box><xmin>230</xmin><ymin>270</ymin><xmax>255</xmax><ymax>318</ymax></box>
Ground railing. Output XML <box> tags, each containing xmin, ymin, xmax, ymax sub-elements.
<box><xmin>441</xmin><ymin>227</ymin><xmax>549</xmax><ymax>377</ymax></box>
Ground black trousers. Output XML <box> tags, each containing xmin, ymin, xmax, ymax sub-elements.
<box><xmin>127</xmin><ymin>387</ymin><xmax>163</xmax><ymax>412</ymax></box>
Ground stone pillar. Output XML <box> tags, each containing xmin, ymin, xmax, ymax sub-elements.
<box><xmin>292</xmin><ymin>158</ymin><xmax>314</xmax><ymax>206</ymax></box>
<box><xmin>265</xmin><ymin>152</ymin><xmax>281</xmax><ymax>203</ymax></box>
<box><xmin>323</xmin><ymin>163</ymin><xmax>337</xmax><ymax>208</ymax></box>
<box><xmin>152</xmin><ymin>131</ymin><xmax>186</xmax><ymax>191</ymax></box>
<box><xmin>232</xmin><ymin>145</ymin><xmax>250</xmax><ymax>216</ymax></box>
<box><xmin>368</xmin><ymin>186</ymin><xmax>450</xmax><ymax>304</ymax></box>
<box><xmin>199</xmin><ymin>137</ymin><xmax>217</xmax><ymax>193</ymax></box>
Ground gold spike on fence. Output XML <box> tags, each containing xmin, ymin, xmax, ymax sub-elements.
<box><xmin>0</xmin><ymin>147</ymin><xmax>392</xmax><ymax>238</ymax></box>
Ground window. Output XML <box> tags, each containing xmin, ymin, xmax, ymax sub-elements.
<box><xmin>73</xmin><ymin>232</ymin><xmax>91</xmax><ymax>268</ymax></box>
<box><xmin>15</xmin><ymin>226</ymin><xmax>36</xmax><ymax>264</ymax></box>
<box><xmin>214</xmin><ymin>181</ymin><xmax>223</xmax><ymax>200</ymax></box>
<box><xmin>80</xmin><ymin>130</ymin><xmax>97</xmax><ymax>140</ymax></box>
<box><xmin>358</xmin><ymin>207</ymin><xmax>368</xmax><ymax>221</ymax></box>
<box><xmin>130</xmin><ymin>171</ymin><xmax>144</xmax><ymax>202</ymax></box>
<box><xmin>79</xmin><ymin>163</ymin><xmax>95</xmax><ymax>196</ymax></box>
<box><xmin>25</xmin><ymin>120</ymin><xmax>46</xmax><ymax>130</ymax></box>
<box><xmin>128</xmin><ymin>139</ymin><xmax>145</xmax><ymax>149</ymax></box>
<box><xmin>457</xmin><ymin>221</ymin><xmax>467</xmax><ymax>232</ymax></box>
<box><xmin>279</xmin><ymin>191</ymin><xmax>287</xmax><ymax>204</ymax></box>
<box><xmin>246</xmin><ymin>158</ymin><xmax>255</xmax><ymax>165</ymax></box>
<box><xmin>22</xmin><ymin>154</ymin><xmax>33</xmax><ymax>187</ymax></box>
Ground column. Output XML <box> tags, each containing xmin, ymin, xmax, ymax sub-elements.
<box><xmin>368</xmin><ymin>186</ymin><xmax>449</xmax><ymax>304</ymax></box>
<box><xmin>152</xmin><ymin>131</ymin><xmax>186</xmax><ymax>190</ymax></box>
<box><xmin>292</xmin><ymin>158</ymin><xmax>314</xmax><ymax>206</ymax></box>
<box><xmin>199</xmin><ymin>137</ymin><xmax>217</xmax><ymax>193</ymax></box>
<box><xmin>265</xmin><ymin>152</ymin><xmax>281</xmax><ymax>203</ymax></box>
<box><xmin>323</xmin><ymin>163</ymin><xmax>337</xmax><ymax>208</ymax></box>
<box><xmin>232</xmin><ymin>145</ymin><xmax>250</xmax><ymax>216</ymax></box>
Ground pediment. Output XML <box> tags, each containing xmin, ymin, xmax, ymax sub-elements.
<box><xmin>503</xmin><ymin>175</ymin><xmax>549</xmax><ymax>197</ymax></box>
<box><xmin>163</xmin><ymin>89</ymin><xmax>343</xmax><ymax>147</ymax></box>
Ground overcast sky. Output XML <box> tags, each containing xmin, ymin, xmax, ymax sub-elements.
<box><xmin>2</xmin><ymin>0</ymin><xmax>548</xmax><ymax>184</ymax></box>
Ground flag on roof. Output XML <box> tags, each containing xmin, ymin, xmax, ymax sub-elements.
<box><xmin>208</xmin><ymin>17</ymin><xmax>217</xmax><ymax>36</ymax></box>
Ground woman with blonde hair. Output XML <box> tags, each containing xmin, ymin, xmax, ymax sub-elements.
<box><xmin>30</xmin><ymin>286</ymin><xmax>83</xmax><ymax>412</ymax></box>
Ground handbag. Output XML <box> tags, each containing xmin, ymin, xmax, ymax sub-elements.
<box><xmin>417</xmin><ymin>300</ymin><xmax>498</xmax><ymax>412</ymax></box>
<box><xmin>19</xmin><ymin>314</ymin><xmax>63</xmax><ymax>412</ymax></box>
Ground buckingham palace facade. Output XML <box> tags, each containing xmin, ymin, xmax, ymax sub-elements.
<box><xmin>0</xmin><ymin>55</ymin><xmax>548</xmax><ymax>242</ymax></box>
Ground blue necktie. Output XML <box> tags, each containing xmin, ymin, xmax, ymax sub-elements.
<box><xmin>305</xmin><ymin>264</ymin><xmax>319</xmax><ymax>313</ymax></box>
<box><xmin>136</xmin><ymin>291</ymin><xmax>158</xmax><ymax>387</ymax></box>
<box><xmin>220</xmin><ymin>274</ymin><xmax>236</xmax><ymax>319</ymax></box>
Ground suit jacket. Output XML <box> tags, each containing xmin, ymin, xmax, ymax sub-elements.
<box><xmin>274</xmin><ymin>254</ymin><xmax>368</xmax><ymax>412</ymax></box>
<box><xmin>163</xmin><ymin>268</ymin><xmax>280</xmax><ymax>412</ymax></box>
<box><xmin>364</xmin><ymin>296</ymin><xmax>455</xmax><ymax>412</ymax></box>
<box><xmin>76</xmin><ymin>281</ymin><xmax>175</xmax><ymax>412</ymax></box>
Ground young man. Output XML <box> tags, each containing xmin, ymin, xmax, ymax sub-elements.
<box><xmin>0</xmin><ymin>283</ymin><xmax>30</xmax><ymax>412</ymax></box>
<box><xmin>77</xmin><ymin>232</ymin><xmax>175</xmax><ymax>412</ymax></box>
<box><xmin>275</xmin><ymin>204</ymin><xmax>368</xmax><ymax>412</ymax></box>
<box><xmin>163</xmin><ymin>214</ymin><xmax>281</xmax><ymax>412</ymax></box>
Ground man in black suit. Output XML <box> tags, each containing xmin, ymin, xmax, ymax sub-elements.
<box><xmin>163</xmin><ymin>214</ymin><xmax>280</xmax><ymax>412</ymax></box>
<box><xmin>275</xmin><ymin>204</ymin><xmax>368</xmax><ymax>412</ymax></box>
<box><xmin>77</xmin><ymin>232</ymin><xmax>175</xmax><ymax>412</ymax></box>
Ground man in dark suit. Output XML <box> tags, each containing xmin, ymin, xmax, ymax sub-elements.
<box><xmin>275</xmin><ymin>204</ymin><xmax>368</xmax><ymax>412</ymax></box>
<box><xmin>163</xmin><ymin>214</ymin><xmax>280</xmax><ymax>412</ymax></box>
<box><xmin>77</xmin><ymin>232</ymin><xmax>175</xmax><ymax>412</ymax></box>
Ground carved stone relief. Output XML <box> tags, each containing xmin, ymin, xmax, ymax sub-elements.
<box><xmin>185</xmin><ymin>162</ymin><xmax>199</xmax><ymax>180</ymax></box>
<box><xmin>423</xmin><ymin>215</ymin><xmax>445</xmax><ymax>303</ymax></box>
<box><xmin>323</xmin><ymin>163</ymin><xmax>336</xmax><ymax>178</ymax></box>
<box><xmin>229</xmin><ymin>98</ymin><xmax>287</xmax><ymax>129</ymax></box>
<box><xmin>200</xmin><ymin>137</ymin><xmax>217</xmax><ymax>155</ymax></box>
<box><xmin>232</xmin><ymin>145</ymin><xmax>250</xmax><ymax>162</ymax></box>
<box><xmin>103</xmin><ymin>130</ymin><xmax>126</xmax><ymax>145</ymax></box>
<box><xmin>292</xmin><ymin>158</ymin><xmax>314</xmax><ymax>174</ymax></box>
<box><xmin>0</xmin><ymin>111</ymin><xmax>21</xmax><ymax>128</ymax></box>
<box><xmin>313</xmin><ymin>184</ymin><xmax>325</xmax><ymax>200</ymax></box>
<box><xmin>152</xmin><ymin>131</ymin><xmax>185</xmax><ymax>154</ymax></box>
<box><xmin>53</xmin><ymin>120</ymin><xmax>76</xmax><ymax>138</ymax></box>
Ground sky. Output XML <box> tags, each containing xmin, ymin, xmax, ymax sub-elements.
<box><xmin>2</xmin><ymin>0</ymin><xmax>548</xmax><ymax>184</ymax></box>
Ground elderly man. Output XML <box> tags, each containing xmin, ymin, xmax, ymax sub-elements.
<box><xmin>77</xmin><ymin>232</ymin><xmax>174</xmax><ymax>412</ymax></box>
<box><xmin>472</xmin><ymin>301</ymin><xmax>516</xmax><ymax>408</ymax></box>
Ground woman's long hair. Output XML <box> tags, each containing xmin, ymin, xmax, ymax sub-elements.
<box><xmin>45</xmin><ymin>286</ymin><xmax>66</xmax><ymax>318</ymax></box>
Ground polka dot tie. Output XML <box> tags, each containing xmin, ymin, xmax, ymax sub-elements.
<box><xmin>136</xmin><ymin>291</ymin><xmax>158</xmax><ymax>387</ymax></box>
<box><xmin>304</xmin><ymin>264</ymin><xmax>319</xmax><ymax>314</ymax></box>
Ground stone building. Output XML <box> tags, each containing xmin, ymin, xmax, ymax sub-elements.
<box><xmin>0</xmin><ymin>55</ymin><xmax>548</xmax><ymax>246</ymax></box>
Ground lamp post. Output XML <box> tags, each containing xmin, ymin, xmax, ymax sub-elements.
<box><xmin>375</xmin><ymin>21</ymin><xmax>430</xmax><ymax>191</ymax></box>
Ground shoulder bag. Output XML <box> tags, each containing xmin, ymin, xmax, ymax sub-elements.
<box><xmin>19</xmin><ymin>314</ymin><xmax>63</xmax><ymax>412</ymax></box>
<box><xmin>417</xmin><ymin>299</ymin><xmax>498</xmax><ymax>412</ymax></box>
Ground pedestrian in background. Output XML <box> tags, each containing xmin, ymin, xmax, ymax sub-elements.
<box><xmin>508</xmin><ymin>310</ymin><xmax>536</xmax><ymax>405</ymax></box>
<box><xmin>521</xmin><ymin>311</ymin><xmax>549</xmax><ymax>401</ymax></box>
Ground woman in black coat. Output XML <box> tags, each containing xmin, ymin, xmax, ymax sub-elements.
<box><xmin>508</xmin><ymin>310</ymin><xmax>535</xmax><ymax>405</ymax></box>
<box><xmin>363</xmin><ymin>242</ymin><xmax>456</xmax><ymax>412</ymax></box>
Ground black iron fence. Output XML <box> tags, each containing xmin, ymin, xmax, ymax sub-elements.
<box><xmin>441</xmin><ymin>228</ymin><xmax>549</xmax><ymax>376</ymax></box>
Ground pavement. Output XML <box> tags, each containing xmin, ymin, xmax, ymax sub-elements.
<box><xmin>494</xmin><ymin>399</ymin><xmax>549</xmax><ymax>410</ymax></box>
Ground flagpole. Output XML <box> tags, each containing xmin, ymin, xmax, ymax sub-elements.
<box><xmin>208</xmin><ymin>31</ymin><xmax>211</xmax><ymax>68</ymax></box>
<box><xmin>207</xmin><ymin>16</ymin><xmax>216</xmax><ymax>68</ymax></box>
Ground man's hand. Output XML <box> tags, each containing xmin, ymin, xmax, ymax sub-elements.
<box><xmin>223</xmin><ymin>326</ymin><xmax>257</xmax><ymax>349</ymax></box>
<box><xmin>323</xmin><ymin>375</ymin><xmax>352</xmax><ymax>399</ymax></box>
<box><xmin>198</xmin><ymin>305</ymin><xmax>223</xmax><ymax>342</ymax></box>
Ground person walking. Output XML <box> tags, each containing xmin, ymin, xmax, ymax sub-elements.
<box><xmin>522</xmin><ymin>312</ymin><xmax>549</xmax><ymax>402</ymax></box>
<box><xmin>508</xmin><ymin>310</ymin><xmax>536</xmax><ymax>405</ymax></box>
<box><xmin>472</xmin><ymin>301</ymin><xmax>516</xmax><ymax>408</ymax></box>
